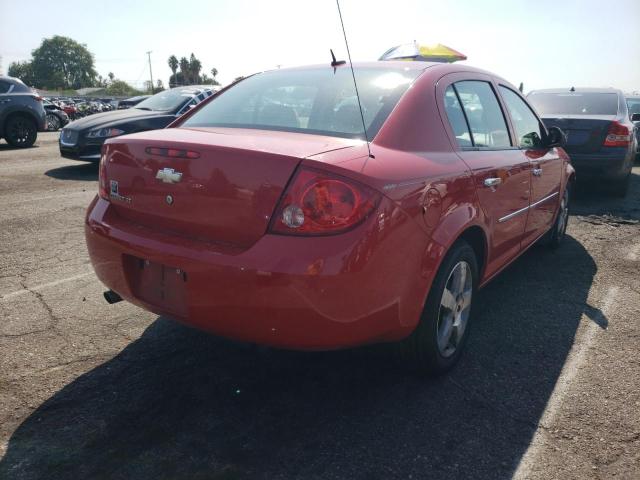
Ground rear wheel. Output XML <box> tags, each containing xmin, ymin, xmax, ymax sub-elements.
<box><xmin>4</xmin><ymin>115</ymin><xmax>37</xmax><ymax>148</ymax></box>
<box><xmin>396</xmin><ymin>240</ymin><xmax>478</xmax><ymax>374</ymax></box>
<box><xmin>46</xmin><ymin>113</ymin><xmax>61</xmax><ymax>131</ymax></box>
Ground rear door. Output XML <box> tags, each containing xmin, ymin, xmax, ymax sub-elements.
<box><xmin>498</xmin><ymin>85</ymin><xmax>562</xmax><ymax>245</ymax></box>
<box><xmin>438</xmin><ymin>74</ymin><xmax>531</xmax><ymax>279</ymax></box>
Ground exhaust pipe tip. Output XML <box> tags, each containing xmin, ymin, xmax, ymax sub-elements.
<box><xmin>103</xmin><ymin>290</ymin><xmax>123</xmax><ymax>304</ymax></box>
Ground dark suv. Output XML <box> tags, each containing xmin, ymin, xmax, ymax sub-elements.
<box><xmin>0</xmin><ymin>76</ymin><xmax>47</xmax><ymax>148</ymax></box>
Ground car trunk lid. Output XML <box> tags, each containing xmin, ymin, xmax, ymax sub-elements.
<box><xmin>541</xmin><ymin>115</ymin><xmax>617</xmax><ymax>154</ymax></box>
<box><xmin>102</xmin><ymin>127</ymin><xmax>359</xmax><ymax>249</ymax></box>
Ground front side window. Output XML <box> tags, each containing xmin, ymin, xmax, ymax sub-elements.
<box><xmin>454</xmin><ymin>81</ymin><xmax>511</xmax><ymax>148</ymax></box>
<box><xmin>0</xmin><ymin>81</ymin><xmax>10</xmax><ymax>94</ymax></box>
<box><xmin>181</xmin><ymin>67</ymin><xmax>421</xmax><ymax>139</ymax></box>
<box><xmin>499</xmin><ymin>86</ymin><xmax>544</xmax><ymax>148</ymax></box>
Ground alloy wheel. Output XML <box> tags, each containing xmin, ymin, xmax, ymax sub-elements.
<box><xmin>436</xmin><ymin>261</ymin><xmax>472</xmax><ymax>358</ymax></box>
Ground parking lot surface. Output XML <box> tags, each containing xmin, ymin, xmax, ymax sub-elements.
<box><xmin>0</xmin><ymin>132</ymin><xmax>639</xmax><ymax>479</ymax></box>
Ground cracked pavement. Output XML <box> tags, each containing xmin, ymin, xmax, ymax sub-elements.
<box><xmin>0</xmin><ymin>132</ymin><xmax>639</xmax><ymax>479</ymax></box>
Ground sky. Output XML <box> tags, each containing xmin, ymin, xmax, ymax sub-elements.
<box><xmin>1</xmin><ymin>0</ymin><xmax>639</xmax><ymax>93</ymax></box>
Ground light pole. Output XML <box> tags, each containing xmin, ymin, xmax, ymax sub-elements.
<box><xmin>146</xmin><ymin>51</ymin><xmax>154</xmax><ymax>93</ymax></box>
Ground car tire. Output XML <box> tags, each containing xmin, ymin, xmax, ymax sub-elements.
<box><xmin>609</xmin><ymin>173</ymin><xmax>630</xmax><ymax>198</ymax></box>
<box><xmin>396</xmin><ymin>240</ymin><xmax>478</xmax><ymax>375</ymax></box>
<box><xmin>46</xmin><ymin>113</ymin><xmax>61</xmax><ymax>131</ymax></box>
<box><xmin>542</xmin><ymin>185</ymin><xmax>570</xmax><ymax>249</ymax></box>
<box><xmin>4</xmin><ymin>115</ymin><xmax>37</xmax><ymax>148</ymax></box>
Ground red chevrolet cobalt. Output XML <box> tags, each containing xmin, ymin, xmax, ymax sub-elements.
<box><xmin>85</xmin><ymin>62</ymin><xmax>573</xmax><ymax>373</ymax></box>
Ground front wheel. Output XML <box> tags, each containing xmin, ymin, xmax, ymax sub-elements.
<box><xmin>46</xmin><ymin>113</ymin><xmax>61</xmax><ymax>131</ymax></box>
<box><xmin>396</xmin><ymin>240</ymin><xmax>478</xmax><ymax>375</ymax></box>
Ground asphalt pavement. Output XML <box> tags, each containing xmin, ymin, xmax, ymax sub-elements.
<box><xmin>0</xmin><ymin>132</ymin><xmax>638</xmax><ymax>479</ymax></box>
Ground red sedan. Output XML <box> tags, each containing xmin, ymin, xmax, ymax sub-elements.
<box><xmin>85</xmin><ymin>62</ymin><xmax>574</xmax><ymax>373</ymax></box>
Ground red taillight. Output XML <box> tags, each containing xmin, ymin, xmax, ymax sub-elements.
<box><xmin>269</xmin><ymin>167</ymin><xmax>381</xmax><ymax>235</ymax></box>
<box><xmin>145</xmin><ymin>147</ymin><xmax>200</xmax><ymax>159</ymax></box>
<box><xmin>98</xmin><ymin>152</ymin><xmax>109</xmax><ymax>200</ymax></box>
<box><xmin>603</xmin><ymin>121</ymin><xmax>630</xmax><ymax>147</ymax></box>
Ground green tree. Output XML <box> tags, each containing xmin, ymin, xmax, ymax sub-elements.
<box><xmin>108</xmin><ymin>72</ymin><xmax>115</xmax><ymax>83</ymax></box>
<box><xmin>28</xmin><ymin>36</ymin><xmax>97</xmax><ymax>89</ymax></box>
<box><xmin>105</xmin><ymin>79</ymin><xmax>142</xmax><ymax>96</ymax></box>
<box><xmin>179</xmin><ymin>57</ymin><xmax>189</xmax><ymax>85</ymax></box>
<box><xmin>168</xmin><ymin>55</ymin><xmax>178</xmax><ymax>79</ymax></box>
<box><xmin>189</xmin><ymin>53</ymin><xmax>202</xmax><ymax>84</ymax></box>
<box><xmin>7</xmin><ymin>61</ymin><xmax>35</xmax><ymax>85</ymax></box>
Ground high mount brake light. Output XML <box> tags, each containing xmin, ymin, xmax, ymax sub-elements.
<box><xmin>145</xmin><ymin>147</ymin><xmax>200</xmax><ymax>159</ymax></box>
<box><xmin>269</xmin><ymin>167</ymin><xmax>381</xmax><ymax>236</ymax></box>
<box><xmin>603</xmin><ymin>121</ymin><xmax>631</xmax><ymax>147</ymax></box>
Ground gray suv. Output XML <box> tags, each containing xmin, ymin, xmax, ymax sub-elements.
<box><xmin>0</xmin><ymin>76</ymin><xmax>47</xmax><ymax>148</ymax></box>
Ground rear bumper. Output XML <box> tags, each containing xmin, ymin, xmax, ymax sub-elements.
<box><xmin>85</xmin><ymin>196</ymin><xmax>434</xmax><ymax>350</ymax></box>
<box><xmin>567</xmin><ymin>147</ymin><xmax>632</xmax><ymax>180</ymax></box>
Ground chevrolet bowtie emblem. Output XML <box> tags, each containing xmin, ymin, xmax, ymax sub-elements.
<box><xmin>156</xmin><ymin>168</ymin><xmax>183</xmax><ymax>184</ymax></box>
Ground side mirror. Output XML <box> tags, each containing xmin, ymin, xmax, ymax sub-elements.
<box><xmin>546</xmin><ymin>126</ymin><xmax>566</xmax><ymax>148</ymax></box>
<box><xmin>631</xmin><ymin>113</ymin><xmax>640</xmax><ymax>122</ymax></box>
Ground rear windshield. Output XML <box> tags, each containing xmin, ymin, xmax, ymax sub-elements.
<box><xmin>528</xmin><ymin>92</ymin><xmax>618</xmax><ymax>116</ymax></box>
<box><xmin>181</xmin><ymin>67</ymin><xmax>422</xmax><ymax>139</ymax></box>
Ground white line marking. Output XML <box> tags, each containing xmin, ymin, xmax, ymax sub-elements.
<box><xmin>0</xmin><ymin>272</ymin><xmax>95</xmax><ymax>301</ymax></box>
<box><xmin>513</xmin><ymin>285</ymin><xmax>619</xmax><ymax>479</ymax></box>
<box><xmin>626</xmin><ymin>243</ymin><xmax>640</xmax><ymax>261</ymax></box>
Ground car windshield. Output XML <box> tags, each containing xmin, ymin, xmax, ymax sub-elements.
<box><xmin>528</xmin><ymin>92</ymin><xmax>618</xmax><ymax>115</ymax></box>
<box><xmin>135</xmin><ymin>89</ymin><xmax>196</xmax><ymax>111</ymax></box>
<box><xmin>181</xmin><ymin>67</ymin><xmax>422</xmax><ymax>139</ymax></box>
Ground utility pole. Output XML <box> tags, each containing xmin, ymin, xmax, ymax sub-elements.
<box><xmin>146</xmin><ymin>51</ymin><xmax>154</xmax><ymax>94</ymax></box>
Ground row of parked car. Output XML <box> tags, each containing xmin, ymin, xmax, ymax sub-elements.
<box><xmin>42</xmin><ymin>95</ymin><xmax>153</xmax><ymax>132</ymax></box>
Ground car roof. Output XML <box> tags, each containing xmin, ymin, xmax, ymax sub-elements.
<box><xmin>529</xmin><ymin>87</ymin><xmax>623</xmax><ymax>95</ymax></box>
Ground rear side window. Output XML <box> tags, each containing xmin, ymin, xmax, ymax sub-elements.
<box><xmin>499</xmin><ymin>86</ymin><xmax>544</xmax><ymax>148</ymax></box>
<box><xmin>0</xmin><ymin>81</ymin><xmax>11</xmax><ymax>94</ymax></box>
<box><xmin>528</xmin><ymin>92</ymin><xmax>618</xmax><ymax>115</ymax></box>
<box><xmin>181</xmin><ymin>67</ymin><xmax>421</xmax><ymax>139</ymax></box>
<box><xmin>443</xmin><ymin>86</ymin><xmax>472</xmax><ymax>147</ymax></box>
<box><xmin>454</xmin><ymin>81</ymin><xmax>511</xmax><ymax>148</ymax></box>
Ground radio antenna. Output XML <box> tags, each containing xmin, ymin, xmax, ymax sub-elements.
<box><xmin>335</xmin><ymin>0</ymin><xmax>373</xmax><ymax>158</ymax></box>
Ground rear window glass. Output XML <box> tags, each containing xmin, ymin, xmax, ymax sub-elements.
<box><xmin>528</xmin><ymin>92</ymin><xmax>618</xmax><ymax>115</ymax></box>
<box><xmin>181</xmin><ymin>67</ymin><xmax>422</xmax><ymax>139</ymax></box>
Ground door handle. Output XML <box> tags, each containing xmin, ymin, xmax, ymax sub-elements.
<box><xmin>484</xmin><ymin>177</ymin><xmax>502</xmax><ymax>188</ymax></box>
<box><xmin>533</xmin><ymin>168</ymin><xmax>543</xmax><ymax>177</ymax></box>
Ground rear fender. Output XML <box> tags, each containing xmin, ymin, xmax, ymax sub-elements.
<box><xmin>420</xmin><ymin>201</ymin><xmax>488</xmax><ymax>286</ymax></box>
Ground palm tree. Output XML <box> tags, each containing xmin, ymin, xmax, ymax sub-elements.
<box><xmin>211</xmin><ymin>68</ymin><xmax>218</xmax><ymax>79</ymax></box>
<box><xmin>189</xmin><ymin>53</ymin><xmax>201</xmax><ymax>84</ymax></box>
<box><xmin>108</xmin><ymin>72</ymin><xmax>115</xmax><ymax>83</ymax></box>
<box><xmin>167</xmin><ymin>55</ymin><xmax>178</xmax><ymax>85</ymax></box>
<box><xmin>179</xmin><ymin>57</ymin><xmax>189</xmax><ymax>85</ymax></box>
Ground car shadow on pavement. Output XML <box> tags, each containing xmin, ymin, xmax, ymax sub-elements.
<box><xmin>0</xmin><ymin>236</ymin><xmax>599</xmax><ymax>480</ymax></box>
<box><xmin>45</xmin><ymin>163</ymin><xmax>98</xmax><ymax>181</ymax></box>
